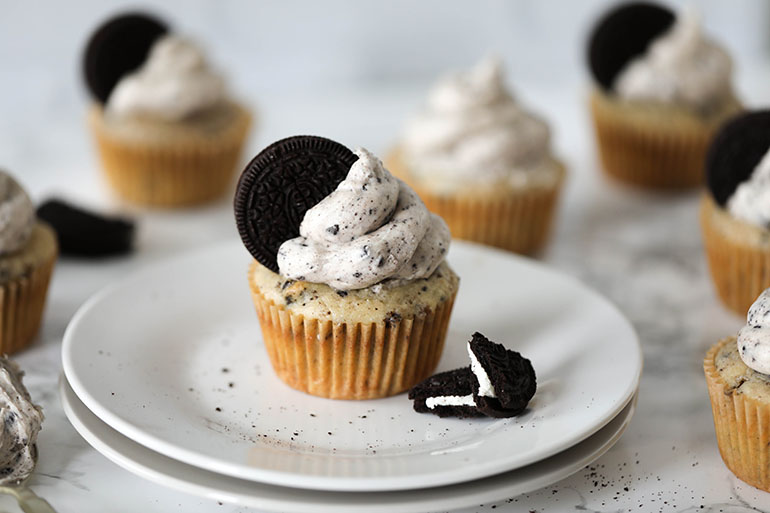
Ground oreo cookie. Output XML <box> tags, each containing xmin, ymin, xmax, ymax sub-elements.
<box><xmin>587</xmin><ymin>2</ymin><xmax>675</xmax><ymax>91</ymax></box>
<box><xmin>468</xmin><ymin>333</ymin><xmax>536</xmax><ymax>418</ymax></box>
<box><xmin>408</xmin><ymin>368</ymin><xmax>485</xmax><ymax>419</ymax></box>
<box><xmin>37</xmin><ymin>199</ymin><xmax>135</xmax><ymax>257</ymax></box>
<box><xmin>83</xmin><ymin>12</ymin><xmax>168</xmax><ymax>103</ymax></box>
<box><xmin>234</xmin><ymin>136</ymin><xmax>358</xmax><ymax>272</ymax></box>
<box><xmin>706</xmin><ymin>111</ymin><xmax>770</xmax><ymax>206</ymax></box>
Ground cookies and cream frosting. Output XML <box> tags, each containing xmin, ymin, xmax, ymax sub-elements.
<box><xmin>737</xmin><ymin>289</ymin><xmax>770</xmax><ymax>375</ymax></box>
<box><xmin>401</xmin><ymin>58</ymin><xmax>558</xmax><ymax>190</ymax></box>
<box><xmin>726</xmin><ymin>146</ymin><xmax>770</xmax><ymax>229</ymax></box>
<box><xmin>107</xmin><ymin>35</ymin><xmax>226</xmax><ymax>121</ymax></box>
<box><xmin>0</xmin><ymin>172</ymin><xmax>34</xmax><ymax>256</ymax></box>
<box><xmin>614</xmin><ymin>8</ymin><xmax>732</xmax><ymax>112</ymax></box>
<box><xmin>0</xmin><ymin>358</ymin><xmax>44</xmax><ymax>485</ymax></box>
<box><xmin>278</xmin><ymin>148</ymin><xmax>450</xmax><ymax>291</ymax></box>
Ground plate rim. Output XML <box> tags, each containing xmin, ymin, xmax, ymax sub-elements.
<box><xmin>59</xmin><ymin>375</ymin><xmax>637</xmax><ymax>513</ymax></box>
<box><xmin>61</xmin><ymin>239</ymin><xmax>642</xmax><ymax>492</ymax></box>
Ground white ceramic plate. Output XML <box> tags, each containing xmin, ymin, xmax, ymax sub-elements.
<box><xmin>61</xmin><ymin>376</ymin><xmax>637</xmax><ymax>513</ymax></box>
<box><xmin>61</xmin><ymin>240</ymin><xmax>641</xmax><ymax>492</ymax></box>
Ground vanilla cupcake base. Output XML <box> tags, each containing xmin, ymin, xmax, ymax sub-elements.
<box><xmin>0</xmin><ymin>223</ymin><xmax>57</xmax><ymax>354</ymax></box>
<box><xmin>248</xmin><ymin>261</ymin><xmax>459</xmax><ymax>400</ymax></box>
<box><xmin>705</xmin><ymin>336</ymin><xmax>770</xmax><ymax>491</ymax></box>
<box><xmin>387</xmin><ymin>149</ymin><xmax>565</xmax><ymax>255</ymax></box>
<box><xmin>700</xmin><ymin>194</ymin><xmax>770</xmax><ymax>316</ymax></box>
<box><xmin>89</xmin><ymin>102</ymin><xmax>251</xmax><ymax>207</ymax></box>
<box><xmin>590</xmin><ymin>89</ymin><xmax>741</xmax><ymax>190</ymax></box>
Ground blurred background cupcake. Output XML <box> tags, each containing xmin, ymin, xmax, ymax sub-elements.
<box><xmin>701</xmin><ymin>110</ymin><xmax>770</xmax><ymax>316</ymax></box>
<box><xmin>0</xmin><ymin>171</ymin><xmax>57</xmax><ymax>354</ymax></box>
<box><xmin>704</xmin><ymin>288</ymin><xmax>770</xmax><ymax>491</ymax></box>
<box><xmin>83</xmin><ymin>12</ymin><xmax>252</xmax><ymax>208</ymax></box>
<box><xmin>388</xmin><ymin>57</ymin><xmax>565</xmax><ymax>255</ymax></box>
<box><xmin>587</xmin><ymin>2</ymin><xmax>741</xmax><ymax>190</ymax></box>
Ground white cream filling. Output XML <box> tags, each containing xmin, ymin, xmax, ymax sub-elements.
<box><xmin>469</xmin><ymin>343</ymin><xmax>496</xmax><ymax>398</ymax></box>
<box><xmin>426</xmin><ymin>394</ymin><xmax>475</xmax><ymax>409</ymax></box>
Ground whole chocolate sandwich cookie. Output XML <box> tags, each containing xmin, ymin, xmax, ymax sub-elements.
<box><xmin>587</xmin><ymin>2</ymin><xmax>674</xmax><ymax>91</ymax></box>
<box><xmin>83</xmin><ymin>11</ymin><xmax>168</xmax><ymax>104</ymax></box>
<box><xmin>37</xmin><ymin>199</ymin><xmax>135</xmax><ymax>257</ymax></box>
<box><xmin>409</xmin><ymin>333</ymin><xmax>536</xmax><ymax>418</ymax></box>
<box><xmin>408</xmin><ymin>368</ymin><xmax>485</xmax><ymax>419</ymax></box>
<box><xmin>234</xmin><ymin>136</ymin><xmax>358</xmax><ymax>273</ymax></box>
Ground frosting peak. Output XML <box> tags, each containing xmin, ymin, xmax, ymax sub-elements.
<box><xmin>402</xmin><ymin>58</ymin><xmax>555</xmax><ymax>190</ymax></box>
<box><xmin>738</xmin><ymin>289</ymin><xmax>770</xmax><ymax>375</ymax></box>
<box><xmin>106</xmin><ymin>35</ymin><xmax>226</xmax><ymax>121</ymax></box>
<box><xmin>614</xmin><ymin>8</ymin><xmax>732</xmax><ymax>112</ymax></box>
<box><xmin>0</xmin><ymin>172</ymin><xmax>34</xmax><ymax>256</ymax></box>
<box><xmin>277</xmin><ymin>148</ymin><xmax>450</xmax><ymax>290</ymax></box>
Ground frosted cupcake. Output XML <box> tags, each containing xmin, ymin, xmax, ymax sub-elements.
<box><xmin>388</xmin><ymin>58</ymin><xmax>565</xmax><ymax>255</ymax></box>
<box><xmin>587</xmin><ymin>3</ymin><xmax>741</xmax><ymax>189</ymax></box>
<box><xmin>235</xmin><ymin>136</ymin><xmax>459</xmax><ymax>400</ymax></box>
<box><xmin>0</xmin><ymin>171</ymin><xmax>57</xmax><ymax>354</ymax></box>
<box><xmin>701</xmin><ymin>111</ymin><xmax>770</xmax><ymax>315</ymax></box>
<box><xmin>705</xmin><ymin>289</ymin><xmax>770</xmax><ymax>491</ymax></box>
<box><xmin>83</xmin><ymin>13</ymin><xmax>251</xmax><ymax>207</ymax></box>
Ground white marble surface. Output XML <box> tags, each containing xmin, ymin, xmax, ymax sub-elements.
<box><xmin>4</xmin><ymin>1</ymin><xmax>770</xmax><ymax>509</ymax></box>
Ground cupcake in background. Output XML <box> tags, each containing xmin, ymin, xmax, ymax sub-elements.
<box><xmin>83</xmin><ymin>12</ymin><xmax>252</xmax><ymax>207</ymax></box>
<box><xmin>701</xmin><ymin>111</ymin><xmax>770</xmax><ymax>315</ymax></box>
<box><xmin>234</xmin><ymin>136</ymin><xmax>459</xmax><ymax>400</ymax></box>
<box><xmin>705</xmin><ymin>288</ymin><xmax>770</xmax><ymax>492</ymax></box>
<box><xmin>587</xmin><ymin>2</ymin><xmax>741</xmax><ymax>189</ymax></box>
<box><xmin>0</xmin><ymin>171</ymin><xmax>57</xmax><ymax>354</ymax></box>
<box><xmin>387</xmin><ymin>57</ymin><xmax>565</xmax><ymax>255</ymax></box>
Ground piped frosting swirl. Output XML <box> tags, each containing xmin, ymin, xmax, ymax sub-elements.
<box><xmin>277</xmin><ymin>148</ymin><xmax>450</xmax><ymax>290</ymax></box>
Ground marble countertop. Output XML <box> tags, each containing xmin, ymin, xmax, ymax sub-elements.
<box><xmin>3</xmin><ymin>76</ymin><xmax>770</xmax><ymax>512</ymax></box>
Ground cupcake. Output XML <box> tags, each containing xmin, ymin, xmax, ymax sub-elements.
<box><xmin>387</xmin><ymin>57</ymin><xmax>565</xmax><ymax>255</ymax></box>
<box><xmin>234</xmin><ymin>136</ymin><xmax>459</xmax><ymax>400</ymax></box>
<box><xmin>0</xmin><ymin>171</ymin><xmax>57</xmax><ymax>354</ymax></box>
<box><xmin>701</xmin><ymin>111</ymin><xmax>770</xmax><ymax>315</ymax></box>
<box><xmin>705</xmin><ymin>289</ymin><xmax>770</xmax><ymax>491</ymax></box>
<box><xmin>587</xmin><ymin>3</ymin><xmax>741</xmax><ymax>189</ymax></box>
<box><xmin>83</xmin><ymin>12</ymin><xmax>251</xmax><ymax>207</ymax></box>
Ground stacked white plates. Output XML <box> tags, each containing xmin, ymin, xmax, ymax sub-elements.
<box><xmin>60</xmin><ymin>241</ymin><xmax>642</xmax><ymax>513</ymax></box>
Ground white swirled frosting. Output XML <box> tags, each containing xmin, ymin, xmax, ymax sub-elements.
<box><xmin>738</xmin><ymin>289</ymin><xmax>770</xmax><ymax>375</ymax></box>
<box><xmin>107</xmin><ymin>35</ymin><xmax>226</xmax><ymax>121</ymax></box>
<box><xmin>614</xmin><ymin>8</ymin><xmax>732</xmax><ymax>112</ymax></box>
<box><xmin>727</xmin><ymin>146</ymin><xmax>770</xmax><ymax>229</ymax></box>
<box><xmin>0</xmin><ymin>171</ymin><xmax>34</xmax><ymax>256</ymax></box>
<box><xmin>0</xmin><ymin>358</ymin><xmax>44</xmax><ymax>485</ymax></box>
<box><xmin>401</xmin><ymin>58</ymin><xmax>557</xmax><ymax>190</ymax></box>
<box><xmin>277</xmin><ymin>148</ymin><xmax>450</xmax><ymax>291</ymax></box>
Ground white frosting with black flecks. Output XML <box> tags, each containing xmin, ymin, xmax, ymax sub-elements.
<box><xmin>737</xmin><ymin>289</ymin><xmax>770</xmax><ymax>375</ymax></box>
<box><xmin>401</xmin><ymin>57</ymin><xmax>557</xmax><ymax>191</ymax></box>
<box><xmin>0</xmin><ymin>171</ymin><xmax>34</xmax><ymax>256</ymax></box>
<box><xmin>727</xmin><ymin>146</ymin><xmax>770</xmax><ymax>229</ymax></box>
<box><xmin>0</xmin><ymin>358</ymin><xmax>44</xmax><ymax>485</ymax></box>
<box><xmin>107</xmin><ymin>35</ymin><xmax>226</xmax><ymax>121</ymax></box>
<box><xmin>277</xmin><ymin>148</ymin><xmax>450</xmax><ymax>291</ymax></box>
<box><xmin>614</xmin><ymin>8</ymin><xmax>732</xmax><ymax>112</ymax></box>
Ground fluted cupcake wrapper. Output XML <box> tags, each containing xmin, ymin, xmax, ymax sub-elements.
<box><xmin>89</xmin><ymin>105</ymin><xmax>251</xmax><ymax>207</ymax></box>
<box><xmin>248</xmin><ymin>264</ymin><xmax>458</xmax><ymax>400</ymax></box>
<box><xmin>0</xmin><ymin>239</ymin><xmax>56</xmax><ymax>355</ymax></box>
<box><xmin>700</xmin><ymin>196</ymin><xmax>770</xmax><ymax>316</ymax></box>
<box><xmin>386</xmin><ymin>149</ymin><xmax>565</xmax><ymax>255</ymax></box>
<box><xmin>705</xmin><ymin>337</ymin><xmax>770</xmax><ymax>492</ymax></box>
<box><xmin>590</xmin><ymin>90</ymin><xmax>741</xmax><ymax>190</ymax></box>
